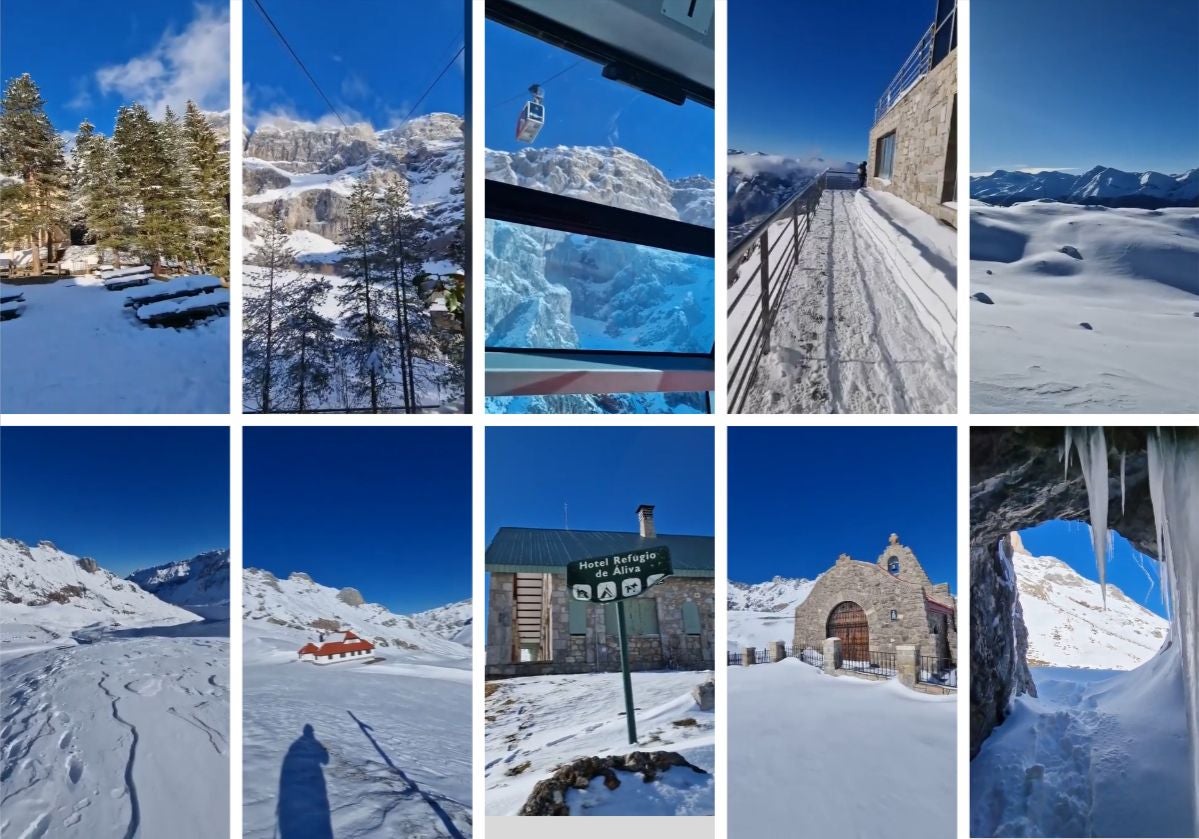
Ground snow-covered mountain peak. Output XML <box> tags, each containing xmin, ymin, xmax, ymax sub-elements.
<box><xmin>971</xmin><ymin>165</ymin><xmax>1199</xmax><ymax>208</ymax></box>
<box><xmin>242</xmin><ymin>567</ymin><xmax>469</xmax><ymax>660</ymax></box>
<box><xmin>0</xmin><ymin>537</ymin><xmax>199</xmax><ymax>632</ymax></box>
<box><xmin>1011</xmin><ymin>531</ymin><xmax>1168</xmax><ymax>669</ymax></box>
<box><xmin>126</xmin><ymin>549</ymin><xmax>230</xmax><ymax>621</ymax></box>
<box><xmin>727</xmin><ymin>575</ymin><xmax>818</xmax><ymax>612</ymax></box>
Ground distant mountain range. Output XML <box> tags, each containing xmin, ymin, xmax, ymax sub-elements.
<box><xmin>727</xmin><ymin>575</ymin><xmax>818</xmax><ymax>612</ymax></box>
<box><xmin>728</xmin><ymin>150</ymin><xmax>857</xmax><ymax>245</ymax></box>
<box><xmin>127</xmin><ymin>549</ymin><xmax>230</xmax><ymax>621</ymax></box>
<box><xmin>971</xmin><ymin>165</ymin><xmax>1199</xmax><ymax>208</ymax></box>
<box><xmin>1011</xmin><ymin>531</ymin><xmax>1168</xmax><ymax>670</ymax></box>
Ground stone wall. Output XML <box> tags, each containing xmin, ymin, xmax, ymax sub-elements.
<box><xmin>867</xmin><ymin>49</ymin><xmax>957</xmax><ymax>226</ymax></box>
<box><xmin>486</xmin><ymin>571</ymin><xmax>714</xmax><ymax>678</ymax></box>
<box><xmin>793</xmin><ymin>549</ymin><xmax>955</xmax><ymax>664</ymax></box>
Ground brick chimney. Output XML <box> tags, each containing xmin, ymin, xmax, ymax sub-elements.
<box><xmin>636</xmin><ymin>504</ymin><xmax>656</xmax><ymax>539</ymax></box>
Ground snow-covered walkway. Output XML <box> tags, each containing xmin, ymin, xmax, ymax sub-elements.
<box><xmin>740</xmin><ymin>189</ymin><xmax>956</xmax><ymax>413</ymax></box>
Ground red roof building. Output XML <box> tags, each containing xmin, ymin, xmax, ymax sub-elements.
<box><xmin>298</xmin><ymin>630</ymin><xmax>376</xmax><ymax>664</ymax></box>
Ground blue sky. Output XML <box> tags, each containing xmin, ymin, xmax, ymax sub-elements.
<box><xmin>245</xmin><ymin>0</ymin><xmax>464</xmax><ymax>129</ymax></box>
<box><xmin>485</xmin><ymin>19</ymin><xmax>713</xmax><ymax>179</ymax></box>
<box><xmin>973</xmin><ymin>0</ymin><xmax>1199</xmax><ymax>175</ymax></box>
<box><xmin>0</xmin><ymin>427</ymin><xmax>229</xmax><ymax>577</ymax></box>
<box><xmin>728</xmin><ymin>0</ymin><xmax>936</xmax><ymax>163</ymax></box>
<box><xmin>1020</xmin><ymin>520</ymin><xmax>1167</xmax><ymax>619</ymax></box>
<box><xmin>0</xmin><ymin>0</ymin><xmax>229</xmax><ymax>133</ymax></box>
<box><xmin>243</xmin><ymin>428</ymin><xmax>470</xmax><ymax>614</ymax></box>
<box><xmin>729</xmin><ymin>427</ymin><xmax>957</xmax><ymax>589</ymax></box>
<box><xmin>486</xmin><ymin>427</ymin><xmax>714</xmax><ymax>541</ymax></box>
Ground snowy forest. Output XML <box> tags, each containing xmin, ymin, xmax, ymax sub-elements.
<box><xmin>242</xmin><ymin>180</ymin><xmax>465</xmax><ymax>414</ymax></box>
<box><xmin>0</xmin><ymin>73</ymin><xmax>229</xmax><ymax>278</ymax></box>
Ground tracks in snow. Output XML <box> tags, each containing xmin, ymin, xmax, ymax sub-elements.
<box><xmin>98</xmin><ymin>672</ymin><xmax>141</xmax><ymax>839</ymax></box>
<box><xmin>744</xmin><ymin>190</ymin><xmax>955</xmax><ymax>413</ymax></box>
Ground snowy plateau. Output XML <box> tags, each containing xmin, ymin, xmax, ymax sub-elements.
<box><xmin>242</xmin><ymin>113</ymin><xmax>465</xmax><ymax>411</ymax></box>
<box><xmin>485</xmin><ymin>145</ymin><xmax>715</xmax><ymax>414</ymax></box>
<box><xmin>242</xmin><ymin>568</ymin><xmax>471</xmax><ymax>837</ymax></box>
<box><xmin>726</xmin><ymin>576</ymin><xmax>817</xmax><ymax>651</ymax></box>
<box><xmin>1010</xmin><ymin>530</ymin><xmax>1168</xmax><ymax>670</ymax></box>
<box><xmin>970</xmin><ymin>170</ymin><xmax>1199</xmax><ymax>413</ymax></box>
<box><xmin>0</xmin><ymin>538</ymin><xmax>230</xmax><ymax>839</ymax></box>
<box><xmin>484</xmin><ymin>671</ymin><xmax>715</xmax><ymax>816</ymax></box>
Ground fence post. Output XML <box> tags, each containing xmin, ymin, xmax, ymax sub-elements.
<box><xmin>769</xmin><ymin>641</ymin><xmax>787</xmax><ymax>663</ymax></box>
<box><xmin>741</xmin><ymin>645</ymin><xmax>756</xmax><ymax>667</ymax></box>
<box><xmin>758</xmin><ymin>229</ymin><xmax>771</xmax><ymax>347</ymax></box>
<box><xmin>791</xmin><ymin>202</ymin><xmax>800</xmax><ymax>269</ymax></box>
<box><xmin>897</xmin><ymin>645</ymin><xmax>920</xmax><ymax>688</ymax></box>
<box><xmin>822</xmin><ymin>637</ymin><xmax>841</xmax><ymax>675</ymax></box>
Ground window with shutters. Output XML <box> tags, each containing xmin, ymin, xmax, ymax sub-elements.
<box><xmin>568</xmin><ymin>598</ymin><xmax>587</xmax><ymax>636</ymax></box>
<box><xmin>682</xmin><ymin>601</ymin><xmax>701</xmax><ymax>635</ymax></box>
<box><xmin>605</xmin><ymin>598</ymin><xmax>660</xmax><ymax>636</ymax></box>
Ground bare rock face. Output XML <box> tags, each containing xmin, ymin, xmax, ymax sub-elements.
<box><xmin>970</xmin><ymin>427</ymin><xmax>1161</xmax><ymax>757</ymax></box>
<box><xmin>691</xmin><ymin>676</ymin><xmax>715</xmax><ymax>712</ymax></box>
<box><xmin>336</xmin><ymin>587</ymin><xmax>365</xmax><ymax>607</ymax></box>
<box><xmin>76</xmin><ymin>557</ymin><xmax>99</xmax><ymax>574</ymax></box>
<box><xmin>289</xmin><ymin>572</ymin><xmax>313</xmax><ymax>584</ymax></box>
<box><xmin>243</xmin><ymin>165</ymin><xmax>291</xmax><ymax>197</ymax></box>
<box><xmin>518</xmin><ymin>751</ymin><xmax>708</xmax><ymax>816</ymax></box>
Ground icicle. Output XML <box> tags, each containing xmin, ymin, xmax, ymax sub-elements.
<box><xmin>1068</xmin><ymin>427</ymin><xmax>1110</xmax><ymax>608</ymax></box>
<box><xmin>1063</xmin><ymin>427</ymin><xmax>1075</xmax><ymax>479</ymax></box>
<box><xmin>1120</xmin><ymin>451</ymin><xmax>1126</xmax><ymax>517</ymax></box>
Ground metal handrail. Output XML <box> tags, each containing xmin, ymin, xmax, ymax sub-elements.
<box><xmin>874</xmin><ymin>23</ymin><xmax>933</xmax><ymax>124</ymax></box>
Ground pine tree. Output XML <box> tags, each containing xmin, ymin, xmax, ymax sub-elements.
<box><xmin>277</xmin><ymin>276</ymin><xmax>337</xmax><ymax>412</ymax></box>
<box><xmin>337</xmin><ymin>179</ymin><xmax>391</xmax><ymax>412</ymax></box>
<box><xmin>243</xmin><ymin>201</ymin><xmax>295</xmax><ymax>412</ymax></box>
<box><xmin>183</xmin><ymin>101</ymin><xmax>228</xmax><ymax>279</ymax></box>
<box><xmin>79</xmin><ymin>134</ymin><xmax>124</xmax><ymax>265</ymax></box>
<box><xmin>68</xmin><ymin>119</ymin><xmax>96</xmax><ymax>232</ymax></box>
<box><xmin>112</xmin><ymin>104</ymin><xmax>187</xmax><ymax>272</ymax></box>
<box><xmin>0</xmin><ymin>74</ymin><xmax>68</xmax><ymax>275</ymax></box>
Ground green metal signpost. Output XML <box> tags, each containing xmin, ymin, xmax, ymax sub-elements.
<box><xmin>567</xmin><ymin>546</ymin><xmax>674</xmax><ymax>744</ymax></box>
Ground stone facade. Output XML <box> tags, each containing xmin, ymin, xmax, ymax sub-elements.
<box><xmin>487</xmin><ymin>572</ymin><xmax>714</xmax><ymax>678</ymax></box>
<box><xmin>867</xmin><ymin>48</ymin><xmax>957</xmax><ymax>226</ymax></box>
<box><xmin>793</xmin><ymin>536</ymin><xmax>956</xmax><ymax>665</ymax></box>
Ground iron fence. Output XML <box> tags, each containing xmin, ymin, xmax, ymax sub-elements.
<box><xmin>727</xmin><ymin>169</ymin><xmax>858</xmax><ymax>412</ymax></box>
<box><xmin>842</xmin><ymin>650</ymin><xmax>897</xmax><ymax>679</ymax></box>
<box><xmin>796</xmin><ymin>647</ymin><xmax>824</xmax><ymax>669</ymax></box>
<box><xmin>727</xmin><ymin>651</ymin><xmax>743</xmax><ymax>666</ymax></box>
<box><xmin>917</xmin><ymin>655</ymin><xmax>958</xmax><ymax>690</ymax></box>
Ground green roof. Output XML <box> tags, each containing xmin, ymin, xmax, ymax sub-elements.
<box><xmin>486</xmin><ymin>526</ymin><xmax>715</xmax><ymax>576</ymax></box>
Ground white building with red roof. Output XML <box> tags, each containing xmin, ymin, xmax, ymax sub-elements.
<box><xmin>298</xmin><ymin>630</ymin><xmax>377</xmax><ymax>664</ymax></box>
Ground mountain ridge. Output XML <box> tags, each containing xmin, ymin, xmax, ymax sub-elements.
<box><xmin>971</xmin><ymin>165</ymin><xmax>1199</xmax><ymax>208</ymax></box>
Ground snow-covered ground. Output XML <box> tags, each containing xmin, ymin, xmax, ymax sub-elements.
<box><xmin>242</xmin><ymin>625</ymin><xmax>472</xmax><ymax>838</ymax></box>
<box><xmin>970</xmin><ymin>200</ymin><xmax>1199</xmax><ymax>412</ymax></box>
<box><xmin>735</xmin><ymin>188</ymin><xmax>956</xmax><ymax>413</ymax></box>
<box><xmin>729</xmin><ymin>658</ymin><xmax>955</xmax><ymax>838</ymax></box>
<box><xmin>1</xmin><ymin>624</ymin><xmax>229</xmax><ymax>839</ymax></box>
<box><xmin>0</xmin><ymin>277</ymin><xmax>228</xmax><ymax>412</ymax></box>
<box><xmin>485</xmin><ymin>670</ymin><xmax>715</xmax><ymax>816</ymax></box>
<box><xmin>971</xmin><ymin>647</ymin><xmax>1196</xmax><ymax>838</ymax></box>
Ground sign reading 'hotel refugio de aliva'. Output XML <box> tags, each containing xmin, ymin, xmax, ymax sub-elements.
<box><xmin>566</xmin><ymin>546</ymin><xmax>674</xmax><ymax>603</ymax></box>
<box><xmin>566</xmin><ymin>546</ymin><xmax>674</xmax><ymax>744</ymax></box>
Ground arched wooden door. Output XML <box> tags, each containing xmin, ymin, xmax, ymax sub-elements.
<box><xmin>826</xmin><ymin>601</ymin><xmax>869</xmax><ymax>662</ymax></box>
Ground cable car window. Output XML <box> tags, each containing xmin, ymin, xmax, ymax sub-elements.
<box><xmin>488</xmin><ymin>391</ymin><xmax>711</xmax><ymax>415</ymax></box>
<box><xmin>485</xmin><ymin>19</ymin><xmax>714</xmax><ymax>229</ymax></box>
<box><xmin>485</xmin><ymin>219</ymin><xmax>714</xmax><ymax>354</ymax></box>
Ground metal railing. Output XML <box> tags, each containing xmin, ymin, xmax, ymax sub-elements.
<box><xmin>726</xmin><ymin>169</ymin><xmax>858</xmax><ymax>412</ymax></box>
<box><xmin>917</xmin><ymin>655</ymin><xmax>958</xmax><ymax>690</ymax></box>
<box><xmin>874</xmin><ymin>24</ymin><xmax>933</xmax><ymax>124</ymax></box>
<box><xmin>842</xmin><ymin>650</ymin><xmax>896</xmax><ymax>679</ymax></box>
<box><xmin>796</xmin><ymin>647</ymin><xmax>824</xmax><ymax>669</ymax></box>
<box><xmin>727</xmin><ymin>651</ymin><xmax>743</xmax><ymax>666</ymax></box>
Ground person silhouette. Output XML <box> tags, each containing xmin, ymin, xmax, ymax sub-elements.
<box><xmin>857</xmin><ymin>161</ymin><xmax>868</xmax><ymax>189</ymax></box>
<box><xmin>277</xmin><ymin>724</ymin><xmax>333</xmax><ymax>839</ymax></box>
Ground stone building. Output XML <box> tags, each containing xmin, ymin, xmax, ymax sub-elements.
<box><xmin>486</xmin><ymin>505</ymin><xmax>715</xmax><ymax>678</ymax></box>
<box><xmin>793</xmin><ymin>534</ymin><xmax>956</xmax><ymax>665</ymax></box>
<box><xmin>866</xmin><ymin>0</ymin><xmax>957</xmax><ymax>226</ymax></box>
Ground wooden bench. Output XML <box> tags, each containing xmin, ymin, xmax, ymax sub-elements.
<box><xmin>135</xmin><ymin>288</ymin><xmax>229</xmax><ymax>328</ymax></box>
<box><xmin>101</xmin><ymin>265</ymin><xmax>155</xmax><ymax>291</ymax></box>
<box><xmin>0</xmin><ymin>300</ymin><xmax>26</xmax><ymax>321</ymax></box>
<box><xmin>124</xmin><ymin>275</ymin><xmax>223</xmax><ymax>308</ymax></box>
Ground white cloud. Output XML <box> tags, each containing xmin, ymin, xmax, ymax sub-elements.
<box><xmin>340</xmin><ymin>73</ymin><xmax>371</xmax><ymax>101</ymax></box>
<box><xmin>95</xmin><ymin>3</ymin><xmax>229</xmax><ymax>117</ymax></box>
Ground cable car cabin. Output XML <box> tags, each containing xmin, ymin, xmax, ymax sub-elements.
<box><xmin>515</xmin><ymin>100</ymin><xmax>544</xmax><ymax>143</ymax></box>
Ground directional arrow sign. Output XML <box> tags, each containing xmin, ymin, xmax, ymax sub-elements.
<box><xmin>566</xmin><ymin>546</ymin><xmax>673</xmax><ymax>603</ymax></box>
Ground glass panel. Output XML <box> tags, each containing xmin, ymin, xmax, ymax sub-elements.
<box><xmin>485</xmin><ymin>20</ymin><xmax>714</xmax><ymax>227</ymax></box>
<box><xmin>487</xmin><ymin>392</ymin><xmax>710</xmax><ymax>415</ymax></box>
<box><xmin>485</xmin><ymin>219</ymin><xmax>714</xmax><ymax>353</ymax></box>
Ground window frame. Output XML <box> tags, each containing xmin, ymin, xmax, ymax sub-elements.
<box><xmin>875</xmin><ymin>132</ymin><xmax>897</xmax><ymax>180</ymax></box>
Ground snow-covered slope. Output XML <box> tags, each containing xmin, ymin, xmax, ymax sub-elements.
<box><xmin>726</xmin><ymin>576</ymin><xmax>817</xmax><ymax>652</ymax></box>
<box><xmin>127</xmin><ymin>549</ymin><xmax>230</xmax><ymax>621</ymax></box>
<box><xmin>409</xmin><ymin>598</ymin><xmax>472</xmax><ymax>647</ymax></box>
<box><xmin>972</xmin><ymin>166</ymin><xmax>1199</xmax><ymax>208</ymax></box>
<box><xmin>970</xmin><ymin>200</ymin><xmax>1199</xmax><ymax>413</ymax></box>
<box><xmin>242</xmin><ymin>567</ymin><xmax>469</xmax><ymax>660</ymax></box>
<box><xmin>728</xmin><ymin>150</ymin><xmax>855</xmax><ymax>243</ymax></box>
<box><xmin>0</xmin><ymin>538</ymin><xmax>199</xmax><ymax>645</ymax></box>
<box><xmin>243</xmin><ymin>113</ymin><xmax>464</xmax><ymax>264</ymax></box>
<box><xmin>485</xmin><ymin>671</ymin><xmax>715</xmax><ymax>816</ymax></box>
<box><xmin>730</xmin><ymin>658</ymin><xmax>955</xmax><ymax>839</ymax></box>
<box><xmin>1011</xmin><ymin>531</ymin><xmax>1168</xmax><ymax>670</ymax></box>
